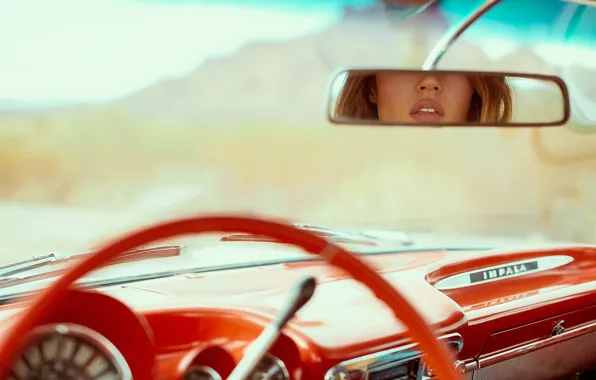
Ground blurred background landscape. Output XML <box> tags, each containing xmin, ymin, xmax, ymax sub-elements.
<box><xmin>1</xmin><ymin>0</ymin><xmax>595</xmax><ymax>262</ymax></box>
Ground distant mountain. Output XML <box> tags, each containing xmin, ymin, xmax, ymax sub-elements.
<box><xmin>116</xmin><ymin>7</ymin><xmax>455</xmax><ymax>123</ymax></box>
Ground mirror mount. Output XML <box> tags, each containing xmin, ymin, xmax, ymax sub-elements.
<box><xmin>422</xmin><ymin>0</ymin><xmax>503</xmax><ymax>70</ymax></box>
<box><xmin>384</xmin><ymin>0</ymin><xmax>440</xmax><ymax>20</ymax></box>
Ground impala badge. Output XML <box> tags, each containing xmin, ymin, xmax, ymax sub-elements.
<box><xmin>470</xmin><ymin>261</ymin><xmax>538</xmax><ymax>283</ymax></box>
<box><xmin>433</xmin><ymin>255</ymin><xmax>574</xmax><ymax>290</ymax></box>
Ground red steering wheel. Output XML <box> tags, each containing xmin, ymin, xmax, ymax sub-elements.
<box><xmin>0</xmin><ymin>215</ymin><xmax>462</xmax><ymax>379</ymax></box>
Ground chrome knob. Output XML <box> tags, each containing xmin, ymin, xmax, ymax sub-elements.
<box><xmin>552</xmin><ymin>320</ymin><xmax>565</xmax><ymax>336</ymax></box>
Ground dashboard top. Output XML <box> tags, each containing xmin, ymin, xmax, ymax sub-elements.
<box><xmin>1</xmin><ymin>244</ymin><xmax>595</xmax><ymax>362</ymax></box>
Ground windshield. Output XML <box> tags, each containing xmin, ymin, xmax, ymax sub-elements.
<box><xmin>1</xmin><ymin>0</ymin><xmax>595</xmax><ymax>285</ymax></box>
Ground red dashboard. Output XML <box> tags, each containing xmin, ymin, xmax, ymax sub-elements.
<box><xmin>2</xmin><ymin>243</ymin><xmax>596</xmax><ymax>379</ymax></box>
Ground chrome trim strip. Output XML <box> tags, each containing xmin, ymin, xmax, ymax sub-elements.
<box><xmin>187</xmin><ymin>365</ymin><xmax>223</xmax><ymax>380</ymax></box>
<box><xmin>0</xmin><ymin>246</ymin><xmax>487</xmax><ymax>304</ymax></box>
<box><xmin>18</xmin><ymin>323</ymin><xmax>132</xmax><ymax>379</ymax></box>
<box><xmin>324</xmin><ymin>333</ymin><xmax>463</xmax><ymax>380</ymax></box>
<box><xmin>422</xmin><ymin>0</ymin><xmax>503</xmax><ymax>70</ymax></box>
<box><xmin>478</xmin><ymin>319</ymin><xmax>596</xmax><ymax>367</ymax></box>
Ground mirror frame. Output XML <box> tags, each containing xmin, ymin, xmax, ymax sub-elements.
<box><xmin>325</xmin><ymin>69</ymin><xmax>572</xmax><ymax>127</ymax></box>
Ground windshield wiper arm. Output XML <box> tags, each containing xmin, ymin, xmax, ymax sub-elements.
<box><xmin>0</xmin><ymin>253</ymin><xmax>64</xmax><ymax>278</ymax></box>
<box><xmin>0</xmin><ymin>245</ymin><xmax>182</xmax><ymax>289</ymax></box>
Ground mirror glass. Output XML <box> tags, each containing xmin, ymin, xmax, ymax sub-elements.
<box><xmin>327</xmin><ymin>69</ymin><xmax>570</xmax><ymax>127</ymax></box>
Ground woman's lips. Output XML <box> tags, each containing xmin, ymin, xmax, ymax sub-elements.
<box><xmin>410</xmin><ymin>99</ymin><xmax>445</xmax><ymax>122</ymax></box>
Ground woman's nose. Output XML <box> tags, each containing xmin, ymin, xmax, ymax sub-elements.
<box><xmin>416</xmin><ymin>76</ymin><xmax>442</xmax><ymax>93</ymax></box>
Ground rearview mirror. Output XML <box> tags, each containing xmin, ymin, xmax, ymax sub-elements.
<box><xmin>326</xmin><ymin>69</ymin><xmax>571</xmax><ymax>127</ymax></box>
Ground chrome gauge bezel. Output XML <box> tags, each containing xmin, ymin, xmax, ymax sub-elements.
<box><xmin>185</xmin><ymin>364</ymin><xmax>223</xmax><ymax>380</ymax></box>
<box><xmin>185</xmin><ymin>353</ymin><xmax>287</xmax><ymax>380</ymax></box>
<box><xmin>11</xmin><ymin>322</ymin><xmax>132</xmax><ymax>380</ymax></box>
<box><xmin>258</xmin><ymin>353</ymin><xmax>290</xmax><ymax>379</ymax></box>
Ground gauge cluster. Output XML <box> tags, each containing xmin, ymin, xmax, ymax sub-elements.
<box><xmin>7</xmin><ymin>314</ymin><xmax>295</xmax><ymax>380</ymax></box>
<box><xmin>11</xmin><ymin>323</ymin><xmax>293</xmax><ymax>380</ymax></box>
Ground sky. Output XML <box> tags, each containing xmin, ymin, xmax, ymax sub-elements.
<box><xmin>0</xmin><ymin>0</ymin><xmax>341</xmax><ymax>103</ymax></box>
<box><xmin>1</xmin><ymin>0</ymin><xmax>594</xmax><ymax>105</ymax></box>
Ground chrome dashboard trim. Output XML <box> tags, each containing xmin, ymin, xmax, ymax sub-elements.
<box><xmin>0</xmin><ymin>246</ymin><xmax>487</xmax><ymax>304</ymax></box>
<box><xmin>186</xmin><ymin>365</ymin><xmax>222</xmax><ymax>380</ymax></box>
<box><xmin>15</xmin><ymin>323</ymin><xmax>132</xmax><ymax>379</ymax></box>
<box><xmin>324</xmin><ymin>333</ymin><xmax>463</xmax><ymax>380</ymax></box>
<box><xmin>478</xmin><ymin>319</ymin><xmax>596</xmax><ymax>367</ymax></box>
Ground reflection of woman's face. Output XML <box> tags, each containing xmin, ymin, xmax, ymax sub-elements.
<box><xmin>374</xmin><ymin>72</ymin><xmax>475</xmax><ymax>123</ymax></box>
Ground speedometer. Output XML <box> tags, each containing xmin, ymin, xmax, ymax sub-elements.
<box><xmin>248</xmin><ymin>354</ymin><xmax>290</xmax><ymax>380</ymax></box>
<box><xmin>9</xmin><ymin>323</ymin><xmax>131</xmax><ymax>380</ymax></box>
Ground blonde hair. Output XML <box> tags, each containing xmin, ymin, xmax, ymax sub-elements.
<box><xmin>334</xmin><ymin>72</ymin><xmax>513</xmax><ymax>124</ymax></box>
